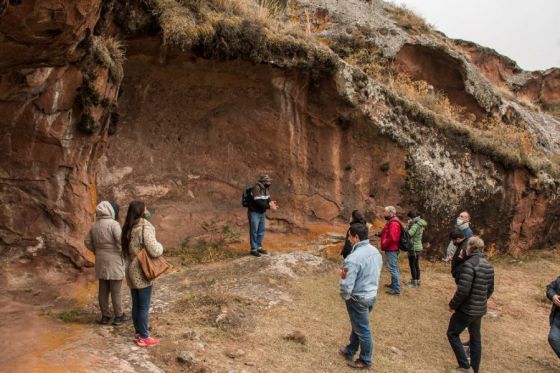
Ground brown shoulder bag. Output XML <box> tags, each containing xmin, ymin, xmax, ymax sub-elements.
<box><xmin>136</xmin><ymin>225</ymin><xmax>172</xmax><ymax>281</ymax></box>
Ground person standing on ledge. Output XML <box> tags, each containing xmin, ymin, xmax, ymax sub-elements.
<box><xmin>248</xmin><ymin>175</ymin><xmax>278</xmax><ymax>257</ymax></box>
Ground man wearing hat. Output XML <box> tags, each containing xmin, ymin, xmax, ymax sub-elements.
<box><xmin>248</xmin><ymin>175</ymin><xmax>278</xmax><ymax>257</ymax></box>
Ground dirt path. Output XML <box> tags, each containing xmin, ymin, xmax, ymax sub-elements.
<box><xmin>2</xmin><ymin>230</ymin><xmax>560</xmax><ymax>372</ymax></box>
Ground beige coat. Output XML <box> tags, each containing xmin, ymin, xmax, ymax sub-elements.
<box><xmin>126</xmin><ymin>218</ymin><xmax>164</xmax><ymax>289</ymax></box>
<box><xmin>85</xmin><ymin>201</ymin><xmax>124</xmax><ymax>280</ymax></box>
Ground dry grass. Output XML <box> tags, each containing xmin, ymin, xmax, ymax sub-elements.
<box><xmin>385</xmin><ymin>3</ymin><xmax>432</xmax><ymax>34</ymax></box>
<box><xmin>166</xmin><ymin>223</ymin><xmax>244</xmax><ymax>265</ymax></box>
<box><xmin>147</xmin><ymin>246</ymin><xmax>560</xmax><ymax>372</ymax></box>
<box><xmin>91</xmin><ymin>36</ymin><xmax>126</xmax><ymax>83</ymax></box>
<box><xmin>247</xmin><ymin>254</ymin><xmax>560</xmax><ymax>372</ymax></box>
<box><xmin>146</xmin><ymin>0</ymin><xmax>337</xmax><ymax>73</ymax></box>
<box><xmin>346</xmin><ymin>48</ymin><xmax>559</xmax><ymax>176</ymax></box>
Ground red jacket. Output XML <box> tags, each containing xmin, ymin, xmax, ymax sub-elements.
<box><xmin>380</xmin><ymin>216</ymin><xmax>401</xmax><ymax>251</ymax></box>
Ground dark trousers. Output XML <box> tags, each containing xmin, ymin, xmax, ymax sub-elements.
<box><xmin>98</xmin><ymin>279</ymin><xmax>123</xmax><ymax>317</ymax></box>
<box><xmin>408</xmin><ymin>252</ymin><xmax>420</xmax><ymax>281</ymax></box>
<box><xmin>131</xmin><ymin>286</ymin><xmax>153</xmax><ymax>338</ymax></box>
<box><xmin>549</xmin><ymin>316</ymin><xmax>560</xmax><ymax>358</ymax></box>
<box><xmin>447</xmin><ymin>311</ymin><xmax>482</xmax><ymax>373</ymax></box>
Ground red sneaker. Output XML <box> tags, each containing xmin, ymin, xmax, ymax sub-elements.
<box><xmin>136</xmin><ymin>336</ymin><xmax>159</xmax><ymax>347</ymax></box>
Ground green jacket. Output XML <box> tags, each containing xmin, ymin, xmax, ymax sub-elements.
<box><xmin>408</xmin><ymin>217</ymin><xmax>427</xmax><ymax>252</ymax></box>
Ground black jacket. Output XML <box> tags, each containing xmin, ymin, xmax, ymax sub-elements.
<box><xmin>449</xmin><ymin>252</ymin><xmax>495</xmax><ymax>317</ymax></box>
<box><xmin>451</xmin><ymin>239</ymin><xmax>469</xmax><ymax>281</ymax></box>
<box><xmin>248</xmin><ymin>182</ymin><xmax>270</xmax><ymax>213</ymax></box>
<box><xmin>340</xmin><ymin>219</ymin><xmax>368</xmax><ymax>258</ymax></box>
<box><xmin>546</xmin><ymin>276</ymin><xmax>560</xmax><ymax>325</ymax></box>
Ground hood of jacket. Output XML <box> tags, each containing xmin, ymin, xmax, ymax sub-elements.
<box><xmin>96</xmin><ymin>201</ymin><xmax>115</xmax><ymax>219</ymax></box>
<box><xmin>411</xmin><ymin>217</ymin><xmax>428</xmax><ymax>227</ymax></box>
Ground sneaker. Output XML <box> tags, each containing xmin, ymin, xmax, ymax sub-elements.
<box><xmin>136</xmin><ymin>336</ymin><xmax>159</xmax><ymax>347</ymax></box>
<box><xmin>250</xmin><ymin>250</ymin><xmax>262</xmax><ymax>257</ymax></box>
<box><xmin>257</xmin><ymin>248</ymin><xmax>269</xmax><ymax>255</ymax></box>
<box><xmin>407</xmin><ymin>280</ymin><xmax>419</xmax><ymax>288</ymax></box>
<box><xmin>97</xmin><ymin>316</ymin><xmax>112</xmax><ymax>325</ymax></box>
<box><xmin>112</xmin><ymin>313</ymin><xmax>130</xmax><ymax>325</ymax></box>
<box><xmin>347</xmin><ymin>359</ymin><xmax>371</xmax><ymax>370</ymax></box>
<box><xmin>385</xmin><ymin>289</ymin><xmax>401</xmax><ymax>296</ymax></box>
<box><xmin>133</xmin><ymin>334</ymin><xmax>141</xmax><ymax>342</ymax></box>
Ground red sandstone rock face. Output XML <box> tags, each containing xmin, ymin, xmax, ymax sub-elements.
<box><xmin>97</xmin><ymin>43</ymin><xmax>408</xmax><ymax>245</ymax></box>
<box><xmin>0</xmin><ymin>0</ymin><xmax>558</xmax><ymax>267</ymax></box>
<box><xmin>394</xmin><ymin>44</ymin><xmax>486</xmax><ymax>117</ymax></box>
<box><xmin>0</xmin><ymin>0</ymin><xmax>118</xmax><ymax>265</ymax></box>
<box><xmin>457</xmin><ymin>40</ymin><xmax>560</xmax><ymax>109</ymax></box>
<box><xmin>0</xmin><ymin>0</ymin><xmax>102</xmax><ymax>72</ymax></box>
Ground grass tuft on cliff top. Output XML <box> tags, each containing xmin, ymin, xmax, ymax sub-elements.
<box><xmin>147</xmin><ymin>0</ymin><xmax>337</xmax><ymax>74</ymax></box>
<box><xmin>92</xmin><ymin>36</ymin><xmax>126</xmax><ymax>83</ymax></box>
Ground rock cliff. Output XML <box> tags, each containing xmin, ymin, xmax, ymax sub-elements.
<box><xmin>1</xmin><ymin>0</ymin><xmax>559</xmax><ymax>268</ymax></box>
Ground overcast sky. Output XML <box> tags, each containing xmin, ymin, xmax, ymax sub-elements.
<box><xmin>396</xmin><ymin>0</ymin><xmax>560</xmax><ymax>71</ymax></box>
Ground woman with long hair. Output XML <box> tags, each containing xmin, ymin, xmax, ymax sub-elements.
<box><xmin>122</xmin><ymin>200</ymin><xmax>164</xmax><ymax>347</ymax></box>
<box><xmin>341</xmin><ymin>210</ymin><xmax>368</xmax><ymax>259</ymax></box>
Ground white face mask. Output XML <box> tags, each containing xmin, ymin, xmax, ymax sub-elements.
<box><xmin>456</xmin><ymin>218</ymin><xmax>464</xmax><ymax>226</ymax></box>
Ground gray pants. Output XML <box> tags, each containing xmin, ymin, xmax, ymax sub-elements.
<box><xmin>99</xmin><ymin>279</ymin><xmax>123</xmax><ymax>317</ymax></box>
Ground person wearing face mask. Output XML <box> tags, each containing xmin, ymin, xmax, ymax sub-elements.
<box><xmin>247</xmin><ymin>175</ymin><xmax>279</xmax><ymax>257</ymax></box>
<box><xmin>122</xmin><ymin>200</ymin><xmax>164</xmax><ymax>347</ymax></box>
<box><xmin>445</xmin><ymin>211</ymin><xmax>474</xmax><ymax>263</ymax></box>
<box><xmin>405</xmin><ymin>211</ymin><xmax>427</xmax><ymax>288</ymax></box>
<box><xmin>339</xmin><ymin>223</ymin><xmax>383</xmax><ymax>370</ymax></box>
<box><xmin>341</xmin><ymin>210</ymin><xmax>368</xmax><ymax>259</ymax></box>
<box><xmin>379</xmin><ymin>206</ymin><xmax>402</xmax><ymax>295</ymax></box>
<box><xmin>85</xmin><ymin>201</ymin><xmax>129</xmax><ymax>325</ymax></box>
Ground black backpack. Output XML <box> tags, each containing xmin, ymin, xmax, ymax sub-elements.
<box><xmin>241</xmin><ymin>186</ymin><xmax>253</xmax><ymax>208</ymax></box>
<box><xmin>399</xmin><ymin>224</ymin><xmax>414</xmax><ymax>252</ymax></box>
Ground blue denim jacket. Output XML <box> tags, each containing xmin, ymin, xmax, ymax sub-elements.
<box><xmin>340</xmin><ymin>240</ymin><xmax>383</xmax><ymax>301</ymax></box>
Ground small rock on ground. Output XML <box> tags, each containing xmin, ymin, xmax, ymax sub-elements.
<box><xmin>226</xmin><ymin>348</ymin><xmax>246</xmax><ymax>359</ymax></box>
<box><xmin>177</xmin><ymin>351</ymin><xmax>195</xmax><ymax>366</ymax></box>
<box><xmin>283</xmin><ymin>330</ymin><xmax>307</xmax><ymax>345</ymax></box>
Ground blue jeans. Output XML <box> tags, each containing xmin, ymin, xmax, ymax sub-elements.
<box><xmin>447</xmin><ymin>311</ymin><xmax>482</xmax><ymax>373</ymax></box>
<box><xmin>248</xmin><ymin>211</ymin><xmax>266</xmax><ymax>252</ymax></box>
<box><xmin>343</xmin><ymin>297</ymin><xmax>376</xmax><ymax>366</ymax></box>
<box><xmin>131</xmin><ymin>286</ymin><xmax>153</xmax><ymax>338</ymax></box>
<box><xmin>549</xmin><ymin>316</ymin><xmax>560</xmax><ymax>358</ymax></box>
<box><xmin>385</xmin><ymin>251</ymin><xmax>401</xmax><ymax>293</ymax></box>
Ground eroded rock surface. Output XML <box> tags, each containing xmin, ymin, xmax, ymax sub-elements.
<box><xmin>1</xmin><ymin>0</ymin><xmax>559</xmax><ymax>269</ymax></box>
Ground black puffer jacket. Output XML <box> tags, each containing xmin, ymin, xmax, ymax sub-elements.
<box><xmin>546</xmin><ymin>276</ymin><xmax>560</xmax><ymax>326</ymax></box>
<box><xmin>449</xmin><ymin>252</ymin><xmax>494</xmax><ymax>316</ymax></box>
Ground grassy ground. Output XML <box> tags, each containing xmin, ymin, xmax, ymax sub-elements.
<box><xmin>150</xmin><ymin>247</ymin><xmax>560</xmax><ymax>372</ymax></box>
<box><xmin>237</xmin><ymin>255</ymin><xmax>559</xmax><ymax>372</ymax></box>
<box><xmin>17</xmin><ymin>226</ymin><xmax>558</xmax><ymax>372</ymax></box>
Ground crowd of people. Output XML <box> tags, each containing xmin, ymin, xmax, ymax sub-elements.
<box><xmin>82</xmin><ymin>174</ymin><xmax>557</xmax><ymax>371</ymax></box>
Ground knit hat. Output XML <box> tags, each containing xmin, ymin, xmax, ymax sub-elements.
<box><xmin>258</xmin><ymin>175</ymin><xmax>272</xmax><ymax>183</ymax></box>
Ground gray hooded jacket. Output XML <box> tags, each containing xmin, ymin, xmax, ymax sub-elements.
<box><xmin>85</xmin><ymin>201</ymin><xmax>124</xmax><ymax>280</ymax></box>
